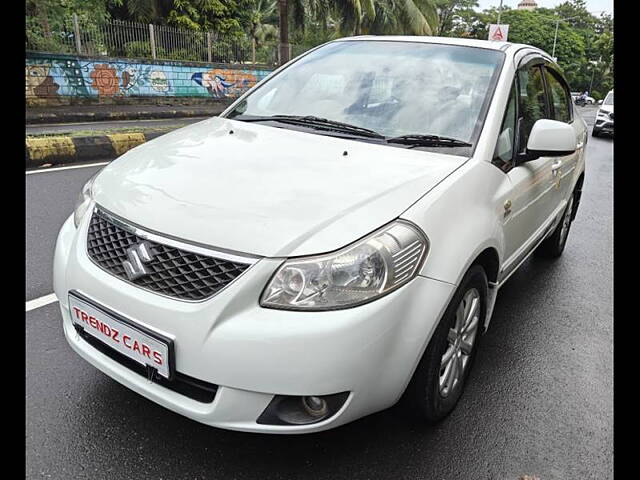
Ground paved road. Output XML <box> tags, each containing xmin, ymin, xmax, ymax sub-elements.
<box><xmin>26</xmin><ymin>116</ymin><xmax>210</xmax><ymax>136</ymax></box>
<box><xmin>26</xmin><ymin>113</ymin><xmax>612</xmax><ymax>479</ymax></box>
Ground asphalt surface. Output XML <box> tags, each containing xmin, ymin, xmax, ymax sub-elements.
<box><xmin>25</xmin><ymin>116</ymin><xmax>210</xmax><ymax>136</ymax></box>
<box><xmin>26</xmin><ymin>105</ymin><xmax>612</xmax><ymax>479</ymax></box>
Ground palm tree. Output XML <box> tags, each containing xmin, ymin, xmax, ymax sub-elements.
<box><xmin>115</xmin><ymin>0</ymin><xmax>169</xmax><ymax>24</ymax></box>
<box><xmin>391</xmin><ymin>0</ymin><xmax>439</xmax><ymax>35</ymax></box>
<box><xmin>248</xmin><ymin>0</ymin><xmax>278</xmax><ymax>63</ymax></box>
<box><xmin>277</xmin><ymin>0</ymin><xmax>439</xmax><ymax>64</ymax></box>
<box><xmin>278</xmin><ymin>0</ymin><xmax>291</xmax><ymax>63</ymax></box>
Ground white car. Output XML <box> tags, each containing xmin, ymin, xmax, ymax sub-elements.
<box><xmin>593</xmin><ymin>89</ymin><xmax>613</xmax><ymax>137</ymax></box>
<box><xmin>54</xmin><ymin>36</ymin><xmax>587</xmax><ymax>434</ymax></box>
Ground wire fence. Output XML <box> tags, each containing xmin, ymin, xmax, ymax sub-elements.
<box><xmin>26</xmin><ymin>15</ymin><xmax>284</xmax><ymax>66</ymax></box>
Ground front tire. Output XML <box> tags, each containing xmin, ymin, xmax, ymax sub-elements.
<box><xmin>592</xmin><ymin>127</ymin><xmax>600</xmax><ymax>137</ymax></box>
<box><xmin>403</xmin><ymin>265</ymin><xmax>487</xmax><ymax>423</ymax></box>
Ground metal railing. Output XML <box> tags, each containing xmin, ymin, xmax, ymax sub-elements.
<box><xmin>26</xmin><ymin>14</ymin><xmax>281</xmax><ymax>66</ymax></box>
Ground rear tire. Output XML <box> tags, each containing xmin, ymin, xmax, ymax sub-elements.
<box><xmin>403</xmin><ymin>265</ymin><xmax>487</xmax><ymax>424</ymax></box>
<box><xmin>536</xmin><ymin>193</ymin><xmax>575</xmax><ymax>258</ymax></box>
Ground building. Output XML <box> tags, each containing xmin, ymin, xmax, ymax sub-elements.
<box><xmin>517</xmin><ymin>0</ymin><xmax>538</xmax><ymax>10</ymax></box>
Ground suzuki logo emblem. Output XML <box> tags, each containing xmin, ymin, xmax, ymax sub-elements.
<box><xmin>123</xmin><ymin>241</ymin><xmax>154</xmax><ymax>280</ymax></box>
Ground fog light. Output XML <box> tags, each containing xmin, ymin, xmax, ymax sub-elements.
<box><xmin>302</xmin><ymin>396</ymin><xmax>328</xmax><ymax>417</ymax></box>
<box><xmin>256</xmin><ymin>392</ymin><xmax>350</xmax><ymax>426</ymax></box>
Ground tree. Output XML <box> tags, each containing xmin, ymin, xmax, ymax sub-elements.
<box><xmin>245</xmin><ymin>0</ymin><xmax>278</xmax><ymax>62</ymax></box>
<box><xmin>276</xmin><ymin>0</ymin><xmax>438</xmax><ymax>64</ymax></box>
<box><xmin>462</xmin><ymin>4</ymin><xmax>613</xmax><ymax>96</ymax></box>
<box><xmin>278</xmin><ymin>0</ymin><xmax>289</xmax><ymax>63</ymax></box>
<box><xmin>433</xmin><ymin>0</ymin><xmax>478</xmax><ymax>36</ymax></box>
<box><xmin>108</xmin><ymin>0</ymin><xmax>246</xmax><ymax>34</ymax></box>
<box><xmin>108</xmin><ymin>0</ymin><xmax>170</xmax><ymax>23</ymax></box>
<box><xmin>26</xmin><ymin>0</ymin><xmax>113</xmax><ymax>52</ymax></box>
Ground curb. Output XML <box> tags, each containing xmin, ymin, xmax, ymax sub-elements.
<box><xmin>26</xmin><ymin>105</ymin><xmax>230</xmax><ymax>125</ymax></box>
<box><xmin>26</xmin><ymin>131</ymin><xmax>166</xmax><ymax>168</ymax></box>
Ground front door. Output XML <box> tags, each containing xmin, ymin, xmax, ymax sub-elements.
<box><xmin>502</xmin><ymin>63</ymin><xmax>559</xmax><ymax>268</ymax></box>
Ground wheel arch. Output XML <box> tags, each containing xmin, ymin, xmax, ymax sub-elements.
<box><xmin>571</xmin><ymin>171</ymin><xmax>585</xmax><ymax>221</ymax></box>
<box><xmin>470</xmin><ymin>247</ymin><xmax>500</xmax><ymax>285</ymax></box>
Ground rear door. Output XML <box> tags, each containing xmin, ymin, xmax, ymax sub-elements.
<box><xmin>543</xmin><ymin>65</ymin><xmax>584</xmax><ymax>210</ymax></box>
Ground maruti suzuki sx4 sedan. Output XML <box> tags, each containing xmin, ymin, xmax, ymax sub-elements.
<box><xmin>54</xmin><ymin>36</ymin><xmax>587</xmax><ymax>433</ymax></box>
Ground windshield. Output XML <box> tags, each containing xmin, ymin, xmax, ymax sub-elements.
<box><xmin>604</xmin><ymin>92</ymin><xmax>614</xmax><ymax>105</ymax></box>
<box><xmin>226</xmin><ymin>40</ymin><xmax>505</xmax><ymax>145</ymax></box>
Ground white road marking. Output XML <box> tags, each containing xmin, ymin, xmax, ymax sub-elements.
<box><xmin>26</xmin><ymin>293</ymin><xmax>59</xmax><ymax>312</ymax></box>
<box><xmin>26</xmin><ymin>161</ymin><xmax>110</xmax><ymax>175</ymax></box>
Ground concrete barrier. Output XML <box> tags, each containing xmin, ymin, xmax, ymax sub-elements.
<box><xmin>26</xmin><ymin>131</ymin><xmax>166</xmax><ymax>168</ymax></box>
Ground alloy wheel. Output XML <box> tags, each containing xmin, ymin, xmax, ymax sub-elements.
<box><xmin>438</xmin><ymin>288</ymin><xmax>480</xmax><ymax>398</ymax></box>
<box><xmin>559</xmin><ymin>194</ymin><xmax>575</xmax><ymax>247</ymax></box>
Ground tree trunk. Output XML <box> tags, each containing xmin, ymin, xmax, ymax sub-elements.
<box><xmin>252</xmin><ymin>37</ymin><xmax>256</xmax><ymax>64</ymax></box>
<box><xmin>35</xmin><ymin>3</ymin><xmax>51</xmax><ymax>39</ymax></box>
<box><xmin>278</xmin><ymin>0</ymin><xmax>290</xmax><ymax>65</ymax></box>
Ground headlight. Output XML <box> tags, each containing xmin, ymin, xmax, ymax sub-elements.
<box><xmin>73</xmin><ymin>173</ymin><xmax>99</xmax><ymax>228</ymax></box>
<box><xmin>261</xmin><ymin>220</ymin><xmax>428</xmax><ymax>310</ymax></box>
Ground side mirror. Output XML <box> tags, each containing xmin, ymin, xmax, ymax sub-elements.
<box><xmin>525</xmin><ymin>119</ymin><xmax>577</xmax><ymax>160</ymax></box>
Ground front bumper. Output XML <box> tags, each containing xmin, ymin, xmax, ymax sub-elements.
<box><xmin>54</xmin><ymin>210</ymin><xmax>455</xmax><ymax>433</ymax></box>
<box><xmin>595</xmin><ymin>116</ymin><xmax>614</xmax><ymax>133</ymax></box>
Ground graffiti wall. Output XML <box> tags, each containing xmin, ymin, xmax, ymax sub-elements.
<box><xmin>26</xmin><ymin>53</ymin><xmax>273</xmax><ymax>104</ymax></box>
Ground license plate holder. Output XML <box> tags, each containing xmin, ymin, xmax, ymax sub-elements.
<box><xmin>68</xmin><ymin>291</ymin><xmax>175</xmax><ymax>380</ymax></box>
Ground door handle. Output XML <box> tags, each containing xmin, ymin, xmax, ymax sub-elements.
<box><xmin>577</xmin><ymin>141</ymin><xmax>585</xmax><ymax>149</ymax></box>
<box><xmin>551</xmin><ymin>160</ymin><xmax>562</xmax><ymax>176</ymax></box>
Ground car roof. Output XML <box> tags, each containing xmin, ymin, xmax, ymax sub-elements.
<box><xmin>333</xmin><ymin>35</ymin><xmax>550</xmax><ymax>57</ymax></box>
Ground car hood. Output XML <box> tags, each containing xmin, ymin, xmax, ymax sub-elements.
<box><xmin>92</xmin><ymin>117</ymin><xmax>466</xmax><ymax>258</ymax></box>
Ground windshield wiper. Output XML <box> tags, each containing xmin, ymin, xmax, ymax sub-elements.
<box><xmin>234</xmin><ymin>115</ymin><xmax>386</xmax><ymax>139</ymax></box>
<box><xmin>386</xmin><ymin>134</ymin><xmax>472</xmax><ymax>148</ymax></box>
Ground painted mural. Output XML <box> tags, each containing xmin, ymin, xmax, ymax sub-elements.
<box><xmin>191</xmin><ymin>69</ymin><xmax>257</xmax><ymax>98</ymax></box>
<box><xmin>25</xmin><ymin>54</ymin><xmax>272</xmax><ymax>102</ymax></box>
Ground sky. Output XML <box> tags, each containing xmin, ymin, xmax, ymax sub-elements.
<box><xmin>475</xmin><ymin>0</ymin><xmax>614</xmax><ymax>15</ymax></box>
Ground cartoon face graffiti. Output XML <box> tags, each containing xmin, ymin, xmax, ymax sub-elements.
<box><xmin>26</xmin><ymin>65</ymin><xmax>60</xmax><ymax>98</ymax></box>
<box><xmin>191</xmin><ymin>69</ymin><xmax>256</xmax><ymax>98</ymax></box>
<box><xmin>150</xmin><ymin>71</ymin><xmax>169</xmax><ymax>92</ymax></box>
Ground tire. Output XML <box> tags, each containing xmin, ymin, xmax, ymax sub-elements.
<box><xmin>535</xmin><ymin>192</ymin><xmax>575</xmax><ymax>258</ymax></box>
<box><xmin>403</xmin><ymin>265</ymin><xmax>487</xmax><ymax>424</ymax></box>
<box><xmin>592</xmin><ymin>128</ymin><xmax>600</xmax><ymax>137</ymax></box>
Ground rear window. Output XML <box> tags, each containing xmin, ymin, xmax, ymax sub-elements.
<box><xmin>545</xmin><ymin>68</ymin><xmax>572</xmax><ymax>123</ymax></box>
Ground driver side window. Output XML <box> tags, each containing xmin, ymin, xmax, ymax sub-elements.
<box><xmin>516</xmin><ymin>65</ymin><xmax>549</xmax><ymax>154</ymax></box>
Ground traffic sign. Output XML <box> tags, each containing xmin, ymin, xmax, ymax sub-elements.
<box><xmin>488</xmin><ymin>24</ymin><xmax>509</xmax><ymax>42</ymax></box>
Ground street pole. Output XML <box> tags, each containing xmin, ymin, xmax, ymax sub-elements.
<box><xmin>589</xmin><ymin>68</ymin><xmax>595</xmax><ymax>93</ymax></box>
<box><xmin>497</xmin><ymin>0</ymin><xmax>503</xmax><ymax>25</ymax></box>
<box><xmin>72</xmin><ymin>13</ymin><xmax>82</xmax><ymax>55</ymax></box>
<box><xmin>551</xmin><ymin>11</ymin><xmax>604</xmax><ymax>62</ymax></box>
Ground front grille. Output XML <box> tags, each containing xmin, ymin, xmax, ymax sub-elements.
<box><xmin>86</xmin><ymin>209</ymin><xmax>251</xmax><ymax>301</ymax></box>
